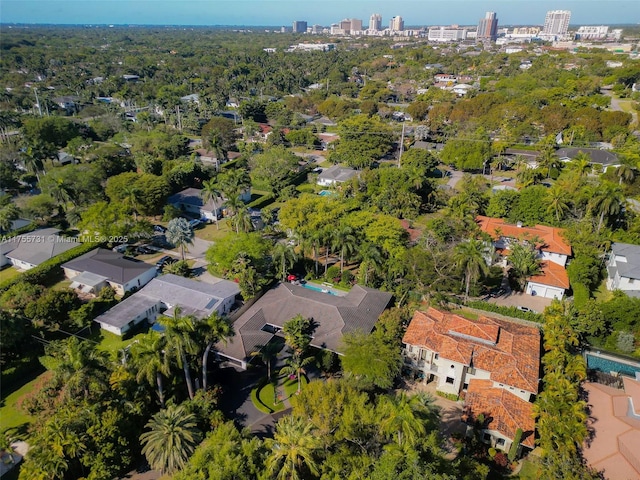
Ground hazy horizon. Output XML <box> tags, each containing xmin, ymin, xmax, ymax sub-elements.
<box><xmin>2</xmin><ymin>1</ymin><xmax>639</xmax><ymax>28</ymax></box>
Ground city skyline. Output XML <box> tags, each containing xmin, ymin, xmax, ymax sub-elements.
<box><xmin>2</xmin><ymin>1</ymin><xmax>639</xmax><ymax>27</ymax></box>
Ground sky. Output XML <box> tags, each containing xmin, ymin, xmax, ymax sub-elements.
<box><xmin>1</xmin><ymin>0</ymin><xmax>638</xmax><ymax>27</ymax></box>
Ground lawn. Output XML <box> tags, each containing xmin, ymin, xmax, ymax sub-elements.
<box><xmin>516</xmin><ymin>458</ymin><xmax>543</xmax><ymax>479</ymax></box>
<box><xmin>252</xmin><ymin>379</ymin><xmax>284</xmax><ymax>414</ymax></box>
<box><xmin>0</xmin><ymin>372</ymin><xmax>46</xmax><ymax>432</ymax></box>
<box><xmin>94</xmin><ymin>329</ymin><xmax>149</xmax><ymax>358</ymax></box>
<box><xmin>0</xmin><ymin>267</ymin><xmax>20</xmax><ymax>283</ymax></box>
<box><xmin>196</xmin><ymin>219</ymin><xmax>234</xmax><ymax>242</ymax></box>
<box><xmin>283</xmin><ymin>374</ymin><xmax>309</xmax><ymax>399</ymax></box>
<box><xmin>594</xmin><ymin>280</ymin><xmax>614</xmax><ymax>303</ymax></box>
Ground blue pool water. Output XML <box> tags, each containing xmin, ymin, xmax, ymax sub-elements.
<box><xmin>586</xmin><ymin>353</ymin><xmax>640</xmax><ymax>377</ymax></box>
<box><xmin>303</xmin><ymin>283</ymin><xmax>336</xmax><ymax>295</ymax></box>
<box><xmin>318</xmin><ymin>190</ymin><xmax>335</xmax><ymax>197</ymax></box>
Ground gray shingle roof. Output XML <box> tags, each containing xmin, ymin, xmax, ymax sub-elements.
<box><xmin>94</xmin><ymin>273</ymin><xmax>240</xmax><ymax>330</ymax></box>
<box><xmin>168</xmin><ymin>187</ymin><xmax>223</xmax><ymax>212</ymax></box>
<box><xmin>611</xmin><ymin>242</ymin><xmax>640</xmax><ymax>280</ymax></box>
<box><xmin>219</xmin><ymin>283</ymin><xmax>392</xmax><ymax>364</ymax></box>
<box><xmin>556</xmin><ymin>147</ymin><xmax>619</xmax><ymax>166</ymax></box>
<box><xmin>317</xmin><ymin>165</ymin><xmax>358</xmax><ymax>183</ymax></box>
<box><xmin>62</xmin><ymin>248</ymin><xmax>155</xmax><ymax>285</ymax></box>
<box><xmin>2</xmin><ymin>228</ymin><xmax>78</xmax><ymax>266</ymax></box>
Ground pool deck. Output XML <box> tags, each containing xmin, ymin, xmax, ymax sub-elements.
<box><xmin>304</xmin><ymin>281</ymin><xmax>348</xmax><ymax>297</ymax></box>
<box><xmin>583</xmin><ymin>378</ymin><xmax>640</xmax><ymax>480</ymax></box>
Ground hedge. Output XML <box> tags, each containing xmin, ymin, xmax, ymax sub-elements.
<box><xmin>247</xmin><ymin>192</ymin><xmax>275</xmax><ymax>210</ymax></box>
<box><xmin>508</xmin><ymin>428</ymin><xmax>523</xmax><ymax>461</ymax></box>
<box><xmin>465</xmin><ymin>301</ymin><xmax>543</xmax><ymax>323</ymax></box>
<box><xmin>0</xmin><ymin>240</ymin><xmax>104</xmax><ymax>292</ymax></box>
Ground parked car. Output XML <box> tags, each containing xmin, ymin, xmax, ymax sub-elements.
<box><xmin>112</xmin><ymin>244</ymin><xmax>128</xmax><ymax>253</ymax></box>
<box><xmin>136</xmin><ymin>245</ymin><xmax>155</xmax><ymax>255</ymax></box>
<box><xmin>516</xmin><ymin>306</ymin><xmax>533</xmax><ymax>313</ymax></box>
<box><xmin>155</xmin><ymin>255</ymin><xmax>175</xmax><ymax>269</ymax></box>
<box><xmin>153</xmin><ymin>224</ymin><xmax>166</xmax><ymax>233</ymax></box>
<box><xmin>188</xmin><ymin>219</ymin><xmax>202</xmax><ymax>229</ymax></box>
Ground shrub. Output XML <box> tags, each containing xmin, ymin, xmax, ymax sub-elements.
<box><xmin>488</xmin><ymin>447</ymin><xmax>497</xmax><ymax>458</ymax></box>
<box><xmin>508</xmin><ymin>428</ymin><xmax>523</xmax><ymax>461</ymax></box>
<box><xmin>465</xmin><ymin>301</ymin><xmax>543</xmax><ymax>323</ymax></box>
<box><xmin>494</xmin><ymin>452</ymin><xmax>509</xmax><ymax>468</ymax></box>
<box><xmin>435</xmin><ymin>391</ymin><xmax>459</xmax><ymax>401</ymax></box>
<box><xmin>340</xmin><ymin>270</ymin><xmax>354</xmax><ymax>287</ymax></box>
<box><xmin>616</xmin><ymin>331</ymin><xmax>636</xmax><ymax>353</ymax></box>
<box><xmin>325</xmin><ymin>265</ymin><xmax>341</xmax><ymax>282</ymax></box>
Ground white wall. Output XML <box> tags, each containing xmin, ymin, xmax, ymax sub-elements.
<box><xmin>122</xmin><ymin>268</ymin><xmax>157</xmax><ymax>294</ymax></box>
<box><xmin>526</xmin><ymin>282</ymin><xmax>564</xmax><ymax>299</ymax></box>
<box><xmin>540</xmin><ymin>251</ymin><xmax>568</xmax><ymax>267</ymax></box>
<box><xmin>9</xmin><ymin>258</ymin><xmax>36</xmax><ymax>270</ymax></box>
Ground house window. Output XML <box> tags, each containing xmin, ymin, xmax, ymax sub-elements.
<box><xmin>483</xmin><ymin>433</ymin><xmax>491</xmax><ymax>442</ymax></box>
<box><xmin>446</xmin><ymin>377</ymin><xmax>455</xmax><ymax>384</ymax></box>
<box><xmin>434</xmin><ymin>353</ymin><xmax>439</xmax><ymax>359</ymax></box>
<box><xmin>463</xmin><ymin>383</ymin><xmax>469</xmax><ymax>390</ymax></box>
<box><xmin>496</xmin><ymin>438</ymin><xmax>505</xmax><ymax>447</ymax></box>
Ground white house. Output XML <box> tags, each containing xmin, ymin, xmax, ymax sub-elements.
<box><xmin>62</xmin><ymin>248</ymin><xmax>157</xmax><ymax>296</ymax></box>
<box><xmin>403</xmin><ymin>307</ymin><xmax>540</xmax><ymax>452</ymax></box>
<box><xmin>607</xmin><ymin>243</ymin><xmax>640</xmax><ymax>296</ymax></box>
<box><xmin>316</xmin><ymin>165</ymin><xmax>358</xmax><ymax>187</ymax></box>
<box><xmin>93</xmin><ymin>273</ymin><xmax>240</xmax><ymax>336</ymax></box>
<box><xmin>1</xmin><ymin>228</ymin><xmax>79</xmax><ymax>270</ymax></box>
<box><xmin>168</xmin><ymin>187</ymin><xmax>251</xmax><ymax>222</ymax></box>
<box><xmin>476</xmin><ymin>216</ymin><xmax>572</xmax><ymax>299</ymax></box>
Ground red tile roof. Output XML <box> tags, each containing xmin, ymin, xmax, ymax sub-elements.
<box><xmin>400</xmin><ymin>219</ymin><xmax>422</xmax><ymax>244</ymax></box>
<box><xmin>465</xmin><ymin>379</ymin><xmax>536</xmax><ymax>447</ymax></box>
<box><xmin>476</xmin><ymin>215</ymin><xmax>572</xmax><ymax>256</ymax></box>
<box><xmin>529</xmin><ymin>261</ymin><xmax>570</xmax><ymax>289</ymax></box>
<box><xmin>403</xmin><ymin>308</ymin><xmax>541</xmax><ymax>393</ymax></box>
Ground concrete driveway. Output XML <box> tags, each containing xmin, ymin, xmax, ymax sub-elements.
<box><xmin>487</xmin><ymin>290</ymin><xmax>552</xmax><ymax>314</ymax></box>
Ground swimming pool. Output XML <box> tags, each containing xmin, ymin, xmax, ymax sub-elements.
<box><xmin>586</xmin><ymin>352</ymin><xmax>640</xmax><ymax>378</ymax></box>
<box><xmin>302</xmin><ymin>283</ymin><xmax>336</xmax><ymax>295</ymax></box>
<box><xmin>318</xmin><ymin>190</ymin><xmax>335</xmax><ymax>197</ymax></box>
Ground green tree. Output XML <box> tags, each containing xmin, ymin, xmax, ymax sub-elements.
<box><xmin>206</xmin><ymin>232</ymin><xmax>271</xmax><ymax>277</ymax></box>
<box><xmin>140</xmin><ymin>404</ymin><xmax>202</xmax><ymax>475</ymax></box>
<box><xmin>166</xmin><ymin>217</ymin><xmax>195</xmax><ymax>260</ymax></box>
<box><xmin>249</xmin><ymin>146</ymin><xmax>299</xmax><ymax>197</ymax></box>
<box><xmin>130</xmin><ymin>331</ymin><xmax>170</xmax><ymax>408</ymax></box>
<box><xmin>589</xmin><ymin>181</ymin><xmax>624</xmax><ymax>232</ymax></box>
<box><xmin>201</xmin><ymin>178</ymin><xmax>222</xmax><ymax>230</ymax></box>
<box><xmin>378</xmin><ymin>392</ymin><xmax>438</xmax><ymax>447</ymax></box>
<box><xmin>453</xmin><ymin>238</ymin><xmax>490</xmax><ymax>300</ymax></box>
<box><xmin>272</xmin><ymin>242</ymin><xmax>297</xmax><ymax>282</ymax></box>
<box><xmin>341</xmin><ymin>331</ymin><xmax>402</xmax><ymax>390</ymax></box>
<box><xmin>0</xmin><ymin>202</ymin><xmax>19</xmax><ymax>233</ymax></box>
<box><xmin>282</xmin><ymin>314</ymin><xmax>313</xmax><ymax>356</ymax></box>
<box><xmin>251</xmin><ymin>341</ymin><xmax>282</xmax><ymax>381</ymax></box>
<box><xmin>158</xmin><ymin>307</ymin><xmax>199</xmax><ymax>399</ymax></box>
<box><xmin>332</xmin><ymin>114</ymin><xmax>394</xmax><ymax>169</ymax></box>
<box><xmin>508</xmin><ymin>242</ymin><xmax>543</xmax><ymax>291</ymax></box>
<box><xmin>199</xmin><ymin>312</ymin><xmax>234</xmax><ymax>391</ymax></box>
<box><xmin>265</xmin><ymin>415</ymin><xmax>321</xmax><ymax>480</ymax></box>
<box><xmin>331</xmin><ymin>224</ymin><xmax>357</xmax><ymax>273</ymax></box>
<box><xmin>280</xmin><ymin>353</ymin><xmax>314</xmax><ymax>394</ymax></box>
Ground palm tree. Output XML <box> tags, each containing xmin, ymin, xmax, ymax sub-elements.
<box><xmin>538</xmin><ymin>148</ymin><xmax>561</xmax><ymax>178</ymax></box>
<box><xmin>166</xmin><ymin>217</ymin><xmax>195</xmax><ymax>261</ymax></box>
<box><xmin>589</xmin><ymin>181</ymin><xmax>624</xmax><ymax>232</ymax></box>
<box><xmin>569</xmin><ymin>153</ymin><xmax>592</xmax><ymax>177</ymax></box>
<box><xmin>453</xmin><ymin>238</ymin><xmax>490</xmax><ymax>301</ymax></box>
<box><xmin>218</xmin><ymin>168</ymin><xmax>251</xmax><ymax>200</ymax></box>
<box><xmin>201</xmin><ymin>178</ymin><xmax>222</xmax><ymax>230</ymax></box>
<box><xmin>158</xmin><ymin>307</ymin><xmax>199</xmax><ymax>399</ymax></box>
<box><xmin>272</xmin><ymin>242</ymin><xmax>297</xmax><ymax>282</ymax></box>
<box><xmin>615</xmin><ymin>164</ymin><xmax>635</xmax><ymax>186</ymax></box>
<box><xmin>199</xmin><ymin>312</ymin><xmax>234</xmax><ymax>391</ymax></box>
<box><xmin>280</xmin><ymin>353</ymin><xmax>313</xmax><ymax>394</ymax></box>
<box><xmin>140</xmin><ymin>404</ymin><xmax>202</xmax><ymax>475</ymax></box>
<box><xmin>48</xmin><ymin>178</ymin><xmax>76</xmax><ymax>212</ymax></box>
<box><xmin>508</xmin><ymin>242</ymin><xmax>543</xmax><ymax>291</ymax></box>
<box><xmin>379</xmin><ymin>392</ymin><xmax>438</xmax><ymax>447</ymax></box>
<box><xmin>233</xmin><ymin>205</ymin><xmax>253</xmax><ymax>234</ymax></box>
<box><xmin>331</xmin><ymin>224</ymin><xmax>357</xmax><ymax>273</ymax></box>
<box><xmin>130</xmin><ymin>331</ymin><xmax>170</xmax><ymax>407</ymax></box>
<box><xmin>265</xmin><ymin>415</ymin><xmax>321</xmax><ymax>480</ymax></box>
<box><xmin>251</xmin><ymin>340</ymin><xmax>282</xmax><ymax>381</ymax></box>
<box><xmin>121</xmin><ymin>184</ymin><xmax>142</xmax><ymax>220</ymax></box>
<box><xmin>546</xmin><ymin>185</ymin><xmax>570</xmax><ymax>223</ymax></box>
<box><xmin>359</xmin><ymin>242</ymin><xmax>383</xmax><ymax>286</ymax></box>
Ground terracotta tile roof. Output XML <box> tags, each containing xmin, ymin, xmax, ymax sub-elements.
<box><xmin>400</xmin><ymin>219</ymin><xmax>422</xmax><ymax>244</ymax></box>
<box><xmin>476</xmin><ymin>215</ymin><xmax>572</xmax><ymax>256</ymax></box>
<box><xmin>528</xmin><ymin>261</ymin><xmax>570</xmax><ymax>289</ymax></box>
<box><xmin>403</xmin><ymin>308</ymin><xmax>541</xmax><ymax>393</ymax></box>
<box><xmin>465</xmin><ymin>379</ymin><xmax>536</xmax><ymax>447</ymax></box>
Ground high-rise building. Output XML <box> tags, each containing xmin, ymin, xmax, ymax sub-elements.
<box><xmin>389</xmin><ymin>16</ymin><xmax>404</xmax><ymax>32</ymax></box>
<box><xmin>542</xmin><ymin>10</ymin><xmax>571</xmax><ymax>37</ymax></box>
<box><xmin>369</xmin><ymin>13</ymin><xmax>382</xmax><ymax>32</ymax></box>
<box><xmin>477</xmin><ymin>11</ymin><xmax>498</xmax><ymax>41</ymax></box>
<box><xmin>350</xmin><ymin>18</ymin><xmax>363</xmax><ymax>32</ymax></box>
<box><xmin>292</xmin><ymin>21</ymin><xmax>307</xmax><ymax>33</ymax></box>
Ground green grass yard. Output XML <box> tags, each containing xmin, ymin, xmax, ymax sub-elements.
<box><xmin>0</xmin><ymin>267</ymin><xmax>21</xmax><ymax>284</ymax></box>
<box><xmin>0</xmin><ymin>373</ymin><xmax>44</xmax><ymax>432</ymax></box>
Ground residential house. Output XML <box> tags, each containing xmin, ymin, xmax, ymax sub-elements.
<box><xmin>1</xmin><ymin>228</ymin><xmax>79</xmax><ymax>270</ymax></box>
<box><xmin>168</xmin><ymin>187</ymin><xmax>251</xmax><ymax>222</ymax></box>
<box><xmin>557</xmin><ymin>147</ymin><xmax>621</xmax><ymax>169</ymax></box>
<box><xmin>93</xmin><ymin>273</ymin><xmax>240</xmax><ymax>336</ymax></box>
<box><xmin>606</xmin><ymin>242</ymin><xmax>640</xmax><ymax>297</ymax></box>
<box><xmin>402</xmin><ymin>307</ymin><xmax>540</xmax><ymax>452</ymax></box>
<box><xmin>317</xmin><ymin>165</ymin><xmax>358</xmax><ymax>187</ymax></box>
<box><xmin>194</xmin><ymin>149</ymin><xmax>225</xmax><ymax>170</ymax></box>
<box><xmin>218</xmin><ymin>283</ymin><xmax>392</xmax><ymax>369</ymax></box>
<box><xmin>318</xmin><ymin>133</ymin><xmax>339</xmax><ymax>150</ymax></box>
<box><xmin>62</xmin><ymin>248</ymin><xmax>157</xmax><ymax>296</ymax></box>
<box><xmin>476</xmin><ymin>215</ymin><xmax>572</xmax><ymax>299</ymax></box>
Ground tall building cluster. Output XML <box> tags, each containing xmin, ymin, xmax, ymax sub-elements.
<box><xmin>477</xmin><ymin>11</ymin><xmax>498</xmax><ymax>41</ymax></box>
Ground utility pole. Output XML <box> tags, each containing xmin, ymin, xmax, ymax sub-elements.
<box><xmin>175</xmin><ymin>105</ymin><xmax>182</xmax><ymax>132</ymax></box>
<box><xmin>397</xmin><ymin>122</ymin><xmax>405</xmax><ymax>168</ymax></box>
<box><xmin>34</xmin><ymin>88</ymin><xmax>42</xmax><ymax>117</ymax></box>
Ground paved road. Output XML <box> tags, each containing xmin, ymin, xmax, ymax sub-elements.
<box><xmin>603</xmin><ymin>89</ymin><xmax>638</xmax><ymax>127</ymax></box>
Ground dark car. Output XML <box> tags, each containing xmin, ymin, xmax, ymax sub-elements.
<box><xmin>136</xmin><ymin>245</ymin><xmax>155</xmax><ymax>255</ymax></box>
<box><xmin>155</xmin><ymin>255</ymin><xmax>175</xmax><ymax>269</ymax></box>
<box><xmin>153</xmin><ymin>224</ymin><xmax>166</xmax><ymax>233</ymax></box>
